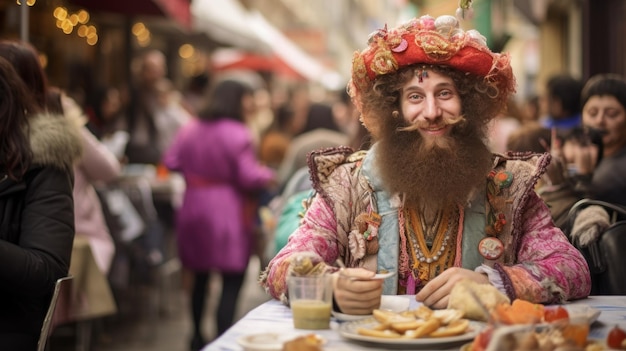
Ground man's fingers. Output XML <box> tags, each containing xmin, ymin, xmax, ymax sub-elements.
<box><xmin>336</xmin><ymin>291</ymin><xmax>381</xmax><ymax>315</ymax></box>
<box><xmin>335</xmin><ymin>279</ymin><xmax>382</xmax><ymax>315</ymax></box>
<box><xmin>430</xmin><ymin>295</ymin><xmax>449</xmax><ymax>310</ymax></box>
<box><xmin>339</xmin><ymin>267</ymin><xmax>376</xmax><ymax>280</ymax></box>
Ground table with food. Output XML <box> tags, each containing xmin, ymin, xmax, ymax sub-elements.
<box><xmin>204</xmin><ymin>277</ymin><xmax>626</xmax><ymax>351</ymax></box>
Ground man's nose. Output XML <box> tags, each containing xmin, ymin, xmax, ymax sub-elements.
<box><xmin>422</xmin><ymin>97</ymin><xmax>441</xmax><ymax>122</ymax></box>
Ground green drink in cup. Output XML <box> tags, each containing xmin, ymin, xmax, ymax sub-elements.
<box><xmin>287</xmin><ymin>275</ymin><xmax>333</xmax><ymax>330</ymax></box>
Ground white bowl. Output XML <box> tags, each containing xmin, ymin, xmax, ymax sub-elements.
<box><xmin>237</xmin><ymin>333</ymin><xmax>291</xmax><ymax>351</ymax></box>
<box><xmin>237</xmin><ymin>333</ymin><xmax>326</xmax><ymax>351</ymax></box>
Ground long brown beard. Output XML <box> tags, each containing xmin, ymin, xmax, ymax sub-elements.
<box><xmin>375</xmin><ymin>114</ymin><xmax>493</xmax><ymax>211</ymax></box>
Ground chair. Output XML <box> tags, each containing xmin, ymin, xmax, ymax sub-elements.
<box><xmin>37</xmin><ymin>276</ymin><xmax>73</xmax><ymax>351</ymax></box>
<box><xmin>566</xmin><ymin>199</ymin><xmax>626</xmax><ymax>295</ymax></box>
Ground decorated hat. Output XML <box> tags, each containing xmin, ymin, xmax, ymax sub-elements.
<box><xmin>348</xmin><ymin>11</ymin><xmax>515</xmax><ymax>118</ymax></box>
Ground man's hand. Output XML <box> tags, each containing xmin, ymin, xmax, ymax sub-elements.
<box><xmin>415</xmin><ymin>267</ymin><xmax>489</xmax><ymax>309</ymax></box>
<box><xmin>333</xmin><ymin>268</ymin><xmax>383</xmax><ymax>315</ymax></box>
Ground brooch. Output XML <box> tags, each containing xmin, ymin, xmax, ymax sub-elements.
<box><xmin>478</xmin><ymin>236</ymin><xmax>504</xmax><ymax>260</ymax></box>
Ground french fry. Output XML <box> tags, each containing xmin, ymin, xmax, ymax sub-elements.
<box><xmin>356</xmin><ymin>307</ymin><xmax>469</xmax><ymax>340</ymax></box>
<box><xmin>429</xmin><ymin>319</ymin><xmax>470</xmax><ymax>337</ymax></box>
<box><xmin>357</xmin><ymin>328</ymin><xmax>402</xmax><ymax>338</ymax></box>
<box><xmin>413</xmin><ymin>305</ymin><xmax>434</xmax><ymax>320</ymax></box>
<box><xmin>399</xmin><ymin>310</ymin><xmax>416</xmax><ymax>318</ymax></box>
<box><xmin>372</xmin><ymin>309</ymin><xmax>399</xmax><ymax>324</ymax></box>
<box><xmin>411</xmin><ymin>317</ymin><xmax>441</xmax><ymax>338</ymax></box>
<box><xmin>373</xmin><ymin>309</ymin><xmax>413</xmax><ymax>324</ymax></box>
<box><xmin>432</xmin><ymin>309</ymin><xmax>464</xmax><ymax>324</ymax></box>
<box><xmin>390</xmin><ymin>319</ymin><xmax>426</xmax><ymax>333</ymax></box>
<box><xmin>372</xmin><ymin>323</ymin><xmax>389</xmax><ymax>331</ymax></box>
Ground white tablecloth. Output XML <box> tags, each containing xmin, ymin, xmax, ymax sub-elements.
<box><xmin>204</xmin><ymin>295</ymin><xmax>626</xmax><ymax>351</ymax></box>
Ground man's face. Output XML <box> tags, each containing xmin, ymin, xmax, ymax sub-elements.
<box><xmin>141</xmin><ymin>54</ymin><xmax>166</xmax><ymax>87</ymax></box>
<box><xmin>399</xmin><ymin>70</ymin><xmax>462</xmax><ymax>146</ymax></box>
<box><xmin>375</xmin><ymin>69</ymin><xmax>493</xmax><ymax>210</ymax></box>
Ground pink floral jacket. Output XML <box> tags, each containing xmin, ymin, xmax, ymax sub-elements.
<box><xmin>260</xmin><ymin>146</ymin><xmax>591</xmax><ymax>304</ymax></box>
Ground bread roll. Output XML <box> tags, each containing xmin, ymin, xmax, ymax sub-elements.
<box><xmin>447</xmin><ymin>279</ymin><xmax>510</xmax><ymax>321</ymax></box>
<box><xmin>282</xmin><ymin>334</ymin><xmax>323</xmax><ymax>351</ymax></box>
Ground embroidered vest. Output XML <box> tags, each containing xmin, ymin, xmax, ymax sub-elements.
<box><xmin>309</xmin><ymin>146</ymin><xmax>550</xmax><ymax>295</ymax></box>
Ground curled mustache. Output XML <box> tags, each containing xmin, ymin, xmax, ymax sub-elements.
<box><xmin>397</xmin><ymin>114</ymin><xmax>466</xmax><ymax>132</ymax></box>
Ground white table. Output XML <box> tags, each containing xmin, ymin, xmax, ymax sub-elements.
<box><xmin>204</xmin><ymin>296</ymin><xmax>626</xmax><ymax>351</ymax></box>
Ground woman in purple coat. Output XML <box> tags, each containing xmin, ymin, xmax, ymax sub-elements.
<box><xmin>163</xmin><ymin>79</ymin><xmax>275</xmax><ymax>350</ymax></box>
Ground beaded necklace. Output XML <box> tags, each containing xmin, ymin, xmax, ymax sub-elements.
<box><xmin>398</xmin><ymin>206</ymin><xmax>459</xmax><ymax>292</ymax></box>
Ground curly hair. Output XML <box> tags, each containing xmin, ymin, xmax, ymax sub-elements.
<box><xmin>359</xmin><ymin>64</ymin><xmax>509</xmax><ymax>137</ymax></box>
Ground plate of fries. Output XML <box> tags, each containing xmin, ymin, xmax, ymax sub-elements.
<box><xmin>338</xmin><ymin>305</ymin><xmax>484</xmax><ymax>346</ymax></box>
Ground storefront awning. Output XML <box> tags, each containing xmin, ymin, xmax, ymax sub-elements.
<box><xmin>68</xmin><ymin>0</ymin><xmax>191</xmax><ymax>30</ymax></box>
<box><xmin>247</xmin><ymin>11</ymin><xmax>345</xmax><ymax>90</ymax></box>
<box><xmin>193</xmin><ymin>0</ymin><xmax>344</xmax><ymax>89</ymax></box>
<box><xmin>191</xmin><ymin>0</ymin><xmax>270</xmax><ymax>53</ymax></box>
<box><xmin>211</xmin><ymin>48</ymin><xmax>303</xmax><ymax>79</ymax></box>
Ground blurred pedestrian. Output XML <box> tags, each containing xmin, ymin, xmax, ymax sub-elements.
<box><xmin>521</xmin><ymin>94</ymin><xmax>541</xmax><ymax>124</ymax></box>
<box><xmin>487</xmin><ymin>97</ymin><xmax>522</xmax><ymax>153</ymax></box>
<box><xmin>275</xmin><ymin>86</ymin><xmax>349</xmax><ymax>188</ymax></box>
<box><xmin>163</xmin><ymin>79</ymin><xmax>275</xmax><ymax>350</ymax></box>
<box><xmin>182</xmin><ymin>72</ymin><xmax>211</xmax><ymax>116</ymax></box>
<box><xmin>540</xmin><ymin>74</ymin><xmax>584</xmax><ymax>131</ymax></box>
<box><xmin>125</xmin><ymin>49</ymin><xmax>191</xmax><ymax>165</ymax></box>
<box><xmin>48</xmin><ymin>87</ymin><xmax>122</xmax><ymax>275</ymax></box>
<box><xmin>579</xmin><ymin>74</ymin><xmax>626</xmax><ymax>206</ymax></box>
<box><xmin>1</xmin><ymin>38</ymin><xmax>121</xmax><ymax>277</ymax></box>
<box><xmin>0</xmin><ymin>54</ymin><xmax>82</xmax><ymax>349</ymax></box>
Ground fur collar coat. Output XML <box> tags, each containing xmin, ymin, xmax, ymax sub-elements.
<box><xmin>0</xmin><ymin>113</ymin><xmax>82</xmax><ymax>348</ymax></box>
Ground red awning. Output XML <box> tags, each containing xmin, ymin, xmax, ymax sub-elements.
<box><xmin>68</xmin><ymin>0</ymin><xmax>191</xmax><ymax>30</ymax></box>
<box><xmin>211</xmin><ymin>49</ymin><xmax>303</xmax><ymax>79</ymax></box>
<box><xmin>152</xmin><ymin>0</ymin><xmax>191</xmax><ymax>30</ymax></box>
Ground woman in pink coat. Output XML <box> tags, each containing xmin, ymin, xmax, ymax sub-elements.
<box><xmin>49</xmin><ymin>88</ymin><xmax>121</xmax><ymax>275</ymax></box>
<box><xmin>163</xmin><ymin>79</ymin><xmax>274</xmax><ymax>350</ymax></box>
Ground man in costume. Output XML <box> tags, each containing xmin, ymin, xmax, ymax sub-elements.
<box><xmin>260</xmin><ymin>12</ymin><xmax>590</xmax><ymax>314</ymax></box>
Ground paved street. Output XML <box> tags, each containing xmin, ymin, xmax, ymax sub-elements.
<box><xmin>49</xmin><ymin>256</ymin><xmax>271</xmax><ymax>351</ymax></box>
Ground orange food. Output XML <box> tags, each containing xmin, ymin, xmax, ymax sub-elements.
<box><xmin>493</xmin><ymin>299</ymin><xmax>545</xmax><ymax>325</ymax></box>
<box><xmin>282</xmin><ymin>334</ymin><xmax>323</xmax><ymax>351</ymax></box>
<box><xmin>469</xmin><ymin>326</ymin><xmax>493</xmax><ymax>351</ymax></box>
<box><xmin>543</xmin><ymin>306</ymin><xmax>569</xmax><ymax>323</ymax></box>
<box><xmin>561</xmin><ymin>322</ymin><xmax>589</xmax><ymax>347</ymax></box>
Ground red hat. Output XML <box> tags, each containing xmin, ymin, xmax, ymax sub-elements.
<box><xmin>349</xmin><ymin>15</ymin><xmax>515</xmax><ymax>117</ymax></box>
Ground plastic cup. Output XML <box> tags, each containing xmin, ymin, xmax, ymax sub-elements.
<box><xmin>287</xmin><ymin>275</ymin><xmax>333</xmax><ymax>330</ymax></box>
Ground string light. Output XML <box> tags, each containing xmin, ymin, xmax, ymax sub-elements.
<box><xmin>52</xmin><ymin>6</ymin><xmax>98</xmax><ymax>45</ymax></box>
<box><xmin>16</xmin><ymin>0</ymin><xmax>36</xmax><ymax>6</ymax></box>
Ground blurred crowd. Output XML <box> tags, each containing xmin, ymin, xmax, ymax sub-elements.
<box><xmin>1</xmin><ymin>18</ymin><xmax>626</xmax><ymax>349</ymax></box>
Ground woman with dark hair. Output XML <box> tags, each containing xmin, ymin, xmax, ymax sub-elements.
<box><xmin>84</xmin><ymin>85</ymin><xmax>124</xmax><ymax>140</ymax></box>
<box><xmin>0</xmin><ymin>40</ymin><xmax>49</xmax><ymax>109</ymax></box>
<box><xmin>163</xmin><ymin>79</ymin><xmax>275</xmax><ymax>350</ymax></box>
<box><xmin>0</xmin><ymin>56</ymin><xmax>82</xmax><ymax>349</ymax></box>
<box><xmin>579</xmin><ymin>74</ymin><xmax>626</xmax><ymax>206</ymax></box>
